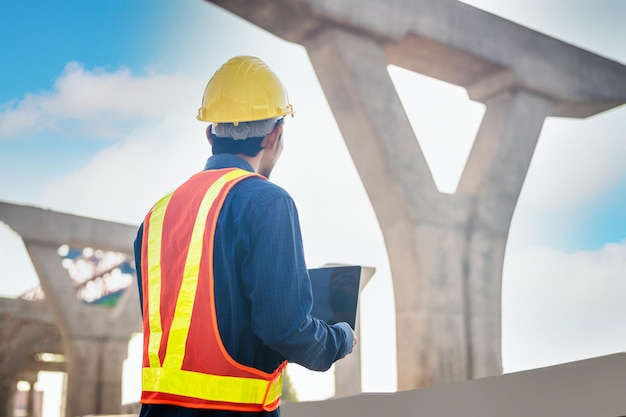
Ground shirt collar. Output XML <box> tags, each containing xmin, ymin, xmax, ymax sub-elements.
<box><xmin>203</xmin><ymin>154</ymin><xmax>255</xmax><ymax>173</ymax></box>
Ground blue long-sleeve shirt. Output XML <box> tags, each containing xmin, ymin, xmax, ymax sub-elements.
<box><xmin>135</xmin><ymin>154</ymin><xmax>353</xmax><ymax>417</ymax></box>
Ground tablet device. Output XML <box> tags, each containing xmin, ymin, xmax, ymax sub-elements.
<box><xmin>309</xmin><ymin>265</ymin><xmax>361</xmax><ymax>330</ymax></box>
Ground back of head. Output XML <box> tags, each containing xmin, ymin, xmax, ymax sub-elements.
<box><xmin>198</xmin><ymin>56</ymin><xmax>294</xmax><ymax>156</ymax></box>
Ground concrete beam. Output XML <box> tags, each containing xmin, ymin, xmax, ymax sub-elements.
<box><xmin>0</xmin><ymin>298</ymin><xmax>55</xmax><ymax>325</ymax></box>
<box><xmin>20</xmin><ymin>355</ymin><xmax>67</xmax><ymax>373</ymax></box>
<box><xmin>0</xmin><ymin>319</ymin><xmax>61</xmax><ymax>360</ymax></box>
<box><xmin>0</xmin><ymin>201</ymin><xmax>137</xmax><ymax>256</ymax></box>
<box><xmin>208</xmin><ymin>0</ymin><xmax>626</xmax><ymax>117</ymax></box>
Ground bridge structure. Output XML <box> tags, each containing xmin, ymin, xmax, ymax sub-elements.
<box><xmin>0</xmin><ymin>201</ymin><xmax>141</xmax><ymax>417</ymax></box>
<box><xmin>207</xmin><ymin>0</ymin><xmax>626</xmax><ymax>390</ymax></box>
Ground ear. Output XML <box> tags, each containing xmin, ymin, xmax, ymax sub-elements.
<box><xmin>206</xmin><ymin>124</ymin><xmax>213</xmax><ymax>145</ymax></box>
<box><xmin>262</xmin><ymin>123</ymin><xmax>283</xmax><ymax>150</ymax></box>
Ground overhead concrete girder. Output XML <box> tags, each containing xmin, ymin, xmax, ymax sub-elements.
<box><xmin>0</xmin><ymin>202</ymin><xmax>135</xmax><ymax>255</ymax></box>
<box><xmin>0</xmin><ymin>298</ymin><xmax>55</xmax><ymax>324</ymax></box>
<box><xmin>209</xmin><ymin>0</ymin><xmax>626</xmax><ymax>118</ymax></box>
<box><xmin>0</xmin><ymin>201</ymin><xmax>141</xmax><ymax>417</ymax></box>
<box><xmin>208</xmin><ymin>0</ymin><xmax>626</xmax><ymax>390</ymax></box>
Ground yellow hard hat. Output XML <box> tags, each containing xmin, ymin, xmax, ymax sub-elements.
<box><xmin>197</xmin><ymin>56</ymin><xmax>294</xmax><ymax>124</ymax></box>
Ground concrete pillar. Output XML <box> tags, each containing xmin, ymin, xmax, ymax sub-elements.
<box><xmin>63</xmin><ymin>338</ymin><xmax>128</xmax><ymax>416</ymax></box>
<box><xmin>459</xmin><ymin>90</ymin><xmax>554</xmax><ymax>378</ymax></box>
<box><xmin>19</xmin><ymin>372</ymin><xmax>38</xmax><ymax>417</ymax></box>
<box><xmin>305</xmin><ymin>27</ymin><xmax>463</xmax><ymax>388</ymax></box>
<box><xmin>101</xmin><ymin>339</ymin><xmax>132</xmax><ymax>412</ymax></box>
<box><xmin>24</xmin><ymin>242</ymin><xmax>139</xmax><ymax>417</ymax></box>
<box><xmin>305</xmin><ymin>27</ymin><xmax>553</xmax><ymax>388</ymax></box>
<box><xmin>0</xmin><ymin>358</ymin><xmax>14</xmax><ymax>417</ymax></box>
<box><xmin>0</xmin><ymin>376</ymin><xmax>15</xmax><ymax>417</ymax></box>
<box><xmin>0</xmin><ymin>319</ymin><xmax>25</xmax><ymax>417</ymax></box>
<box><xmin>0</xmin><ymin>317</ymin><xmax>63</xmax><ymax>417</ymax></box>
<box><xmin>26</xmin><ymin>242</ymin><xmax>99</xmax><ymax>417</ymax></box>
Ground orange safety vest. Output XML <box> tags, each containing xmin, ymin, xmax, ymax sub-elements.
<box><xmin>140</xmin><ymin>168</ymin><xmax>287</xmax><ymax>412</ymax></box>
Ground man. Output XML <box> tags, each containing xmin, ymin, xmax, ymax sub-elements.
<box><xmin>134</xmin><ymin>56</ymin><xmax>356</xmax><ymax>416</ymax></box>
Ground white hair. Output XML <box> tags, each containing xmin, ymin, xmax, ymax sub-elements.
<box><xmin>212</xmin><ymin>117</ymin><xmax>281</xmax><ymax>140</ymax></box>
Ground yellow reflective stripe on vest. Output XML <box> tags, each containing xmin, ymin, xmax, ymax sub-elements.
<box><xmin>146</xmin><ymin>192</ymin><xmax>175</xmax><ymax>368</ymax></box>
<box><xmin>162</xmin><ymin>168</ymin><xmax>250</xmax><ymax>369</ymax></box>
<box><xmin>265</xmin><ymin>371</ymin><xmax>284</xmax><ymax>406</ymax></box>
<box><xmin>142</xmin><ymin>367</ymin><xmax>283</xmax><ymax>407</ymax></box>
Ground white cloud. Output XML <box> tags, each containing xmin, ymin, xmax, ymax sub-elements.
<box><xmin>0</xmin><ymin>61</ymin><xmax>203</xmax><ymax>140</ymax></box>
<box><xmin>40</xmin><ymin>112</ymin><xmax>209</xmax><ymax>225</ymax></box>
<box><xmin>0</xmin><ymin>62</ymin><xmax>207</xmax><ymax>224</ymax></box>
<box><xmin>502</xmin><ymin>241</ymin><xmax>626</xmax><ymax>372</ymax></box>
<box><xmin>519</xmin><ymin>107</ymin><xmax>626</xmax><ymax>212</ymax></box>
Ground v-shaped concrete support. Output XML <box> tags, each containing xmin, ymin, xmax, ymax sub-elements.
<box><xmin>0</xmin><ymin>202</ymin><xmax>140</xmax><ymax>417</ymax></box>
<box><xmin>305</xmin><ymin>28</ymin><xmax>554</xmax><ymax>387</ymax></box>
<box><xmin>208</xmin><ymin>0</ymin><xmax>626</xmax><ymax>391</ymax></box>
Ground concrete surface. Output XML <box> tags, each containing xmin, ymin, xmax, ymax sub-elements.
<box><xmin>282</xmin><ymin>353</ymin><xmax>626</xmax><ymax>417</ymax></box>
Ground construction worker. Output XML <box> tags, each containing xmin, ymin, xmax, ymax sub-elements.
<box><xmin>134</xmin><ymin>56</ymin><xmax>357</xmax><ymax>416</ymax></box>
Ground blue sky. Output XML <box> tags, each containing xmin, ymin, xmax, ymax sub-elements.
<box><xmin>0</xmin><ymin>0</ymin><xmax>183</xmax><ymax>203</ymax></box>
<box><xmin>1</xmin><ymin>0</ymin><xmax>626</xmax><ymax>407</ymax></box>
<box><xmin>1</xmin><ymin>0</ymin><xmax>178</xmax><ymax>97</ymax></box>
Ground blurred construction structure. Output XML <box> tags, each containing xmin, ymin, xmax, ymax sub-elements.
<box><xmin>1</xmin><ymin>0</ymin><xmax>626</xmax><ymax>415</ymax></box>
<box><xmin>0</xmin><ymin>202</ymin><xmax>141</xmax><ymax>417</ymax></box>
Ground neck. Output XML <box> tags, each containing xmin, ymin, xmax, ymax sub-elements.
<box><xmin>237</xmin><ymin>153</ymin><xmax>262</xmax><ymax>174</ymax></box>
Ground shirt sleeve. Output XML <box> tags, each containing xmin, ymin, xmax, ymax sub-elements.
<box><xmin>242</xmin><ymin>192</ymin><xmax>353</xmax><ymax>372</ymax></box>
